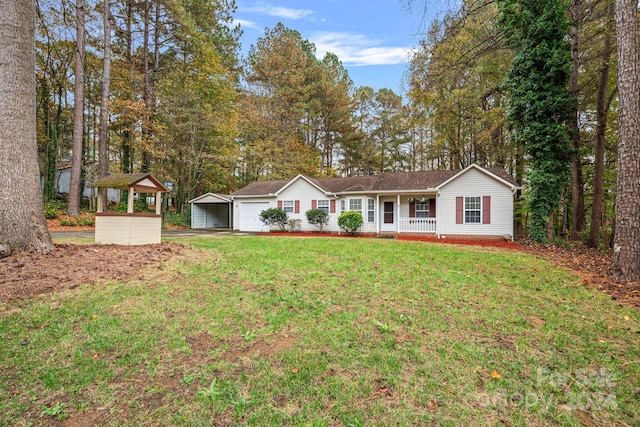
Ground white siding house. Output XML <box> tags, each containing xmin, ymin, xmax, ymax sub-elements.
<box><xmin>229</xmin><ymin>164</ymin><xmax>520</xmax><ymax>239</ymax></box>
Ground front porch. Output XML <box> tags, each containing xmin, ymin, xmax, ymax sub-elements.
<box><xmin>378</xmin><ymin>194</ymin><xmax>437</xmax><ymax>235</ymax></box>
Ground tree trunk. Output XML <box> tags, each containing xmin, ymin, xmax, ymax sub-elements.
<box><xmin>68</xmin><ymin>0</ymin><xmax>85</xmax><ymax>216</ymax></box>
<box><xmin>612</xmin><ymin>0</ymin><xmax>640</xmax><ymax>281</ymax></box>
<box><xmin>141</xmin><ymin>0</ymin><xmax>151</xmax><ymax>173</ymax></box>
<box><xmin>568</xmin><ymin>0</ymin><xmax>585</xmax><ymax>240</ymax></box>
<box><xmin>0</xmin><ymin>0</ymin><xmax>54</xmax><ymax>258</ymax></box>
<box><xmin>98</xmin><ymin>0</ymin><xmax>111</xmax><ymax>210</ymax></box>
<box><xmin>588</xmin><ymin>0</ymin><xmax>615</xmax><ymax>248</ymax></box>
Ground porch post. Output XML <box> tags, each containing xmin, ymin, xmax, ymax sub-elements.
<box><xmin>436</xmin><ymin>192</ymin><xmax>440</xmax><ymax>238</ymax></box>
<box><xmin>376</xmin><ymin>194</ymin><xmax>380</xmax><ymax>233</ymax></box>
<box><xmin>396</xmin><ymin>194</ymin><xmax>400</xmax><ymax>233</ymax></box>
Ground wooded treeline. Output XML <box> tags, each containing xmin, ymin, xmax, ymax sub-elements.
<box><xmin>407</xmin><ymin>0</ymin><xmax>619</xmax><ymax>247</ymax></box>
<box><xmin>38</xmin><ymin>0</ymin><xmax>620</xmax><ymax>249</ymax></box>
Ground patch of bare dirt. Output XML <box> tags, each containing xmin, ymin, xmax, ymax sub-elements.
<box><xmin>0</xmin><ymin>243</ymin><xmax>184</xmax><ymax>302</ymax></box>
<box><xmin>518</xmin><ymin>241</ymin><xmax>640</xmax><ymax>309</ymax></box>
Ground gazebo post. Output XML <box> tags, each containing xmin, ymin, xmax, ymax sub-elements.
<box><xmin>127</xmin><ymin>187</ymin><xmax>134</xmax><ymax>213</ymax></box>
<box><xmin>97</xmin><ymin>188</ymin><xmax>104</xmax><ymax>213</ymax></box>
<box><xmin>155</xmin><ymin>191</ymin><xmax>162</xmax><ymax>215</ymax></box>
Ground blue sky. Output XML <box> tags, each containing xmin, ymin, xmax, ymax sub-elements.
<box><xmin>234</xmin><ymin>0</ymin><xmax>439</xmax><ymax>95</ymax></box>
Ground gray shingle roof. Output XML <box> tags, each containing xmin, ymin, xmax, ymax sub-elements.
<box><xmin>230</xmin><ymin>166</ymin><xmax>519</xmax><ymax>197</ymax></box>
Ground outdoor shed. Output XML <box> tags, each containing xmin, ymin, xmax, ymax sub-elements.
<box><xmin>189</xmin><ymin>193</ymin><xmax>233</xmax><ymax>229</ymax></box>
<box><xmin>90</xmin><ymin>173</ymin><xmax>170</xmax><ymax>245</ymax></box>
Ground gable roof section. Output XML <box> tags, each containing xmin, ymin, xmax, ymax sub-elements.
<box><xmin>274</xmin><ymin>174</ymin><xmax>329</xmax><ymax>196</ymax></box>
<box><xmin>189</xmin><ymin>193</ymin><xmax>231</xmax><ymax>204</ymax></box>
<box><xmin>436</xmin><ymin>164</ymin><xmax>520</xmax><ymax>190</ymax></box>
<box><xmin>230</xmin><ymin>164</ymin><xmax>520</xmax><ymax>197</ymax></box>
<box><xmin>90</xmin><ymin>173</ymin><xmax>170</xmax><ymax>192</ymax></box>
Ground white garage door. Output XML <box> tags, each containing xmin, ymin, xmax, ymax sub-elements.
<box><xmin>240</xmin><ymin>202</ymin><xmax>269</xmax><ymax>231</ymax></box>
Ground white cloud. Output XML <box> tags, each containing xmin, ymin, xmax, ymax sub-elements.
<box><xmin>242</xmin><ymin>3</ymin><xmax>313</xmax><ymax>20</ymax></box>
<box><xmin>310</xmin><ymin>32</ymin><xmax>411</xmax><ymax>66</ymax></box>
<box><xmin>233</xmin><ymin>19</ymin><xmax>259</xmax><ymax>29</ymax></box>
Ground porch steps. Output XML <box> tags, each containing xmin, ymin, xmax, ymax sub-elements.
<box><xmin>376</xmin><ymin>233</ymin><xmax>398</xmax><ymax>239</ymax></box>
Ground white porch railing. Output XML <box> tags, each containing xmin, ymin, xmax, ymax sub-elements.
<box><xmin>398</xmin><ymin>217</ymin><xmax>437</xmax><ymax>233</ymax></box>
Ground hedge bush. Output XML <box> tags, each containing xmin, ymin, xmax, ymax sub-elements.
<box><xmin>305</xmin><ymin>208</ymin><xmax>329</xmax><ymax>231</ymax></box>
<box><xmin>259</xmin><ymin>207</ymin><xmax>288</xmax><ymax>231</ymax></box>
<box><xmin>338</xmin><ymin>210</ymin><xmax>363</xmax><ymax>234</ymax></box>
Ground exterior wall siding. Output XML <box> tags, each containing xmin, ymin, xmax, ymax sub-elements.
<box><xmin>438</xmin><ymin>168</ymin><xmax>514</xmax><ymax>237</ymax></box>
<box><xmin>95</xmin><ymin>214</ymin><xmax>162</xmax><ymax>245</ymax></box>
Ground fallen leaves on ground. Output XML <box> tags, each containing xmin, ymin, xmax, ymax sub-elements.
<box><xmin>519</xmin><ymin>240</ymin><xmax>640</xmax><ymax>309</ymax></box>
<box><xmin>0</xmin><ymin>243</ymin><xmax>184</xmax><ymax>302</ymax></box>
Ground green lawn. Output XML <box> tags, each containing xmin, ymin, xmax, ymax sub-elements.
<box><xmin>1</xmin><ymin>237</ymin><xmax>638</xmax><ymax>426</ymax></box>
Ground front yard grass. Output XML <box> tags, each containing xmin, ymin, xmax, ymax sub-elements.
<box><xmin>1</xmin><ymin>236</ymin><xmax>638</xmax><ymax>426</ymax></box>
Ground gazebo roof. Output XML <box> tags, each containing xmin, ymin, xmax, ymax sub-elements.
<box><xmin>90</xmin><ymin>173</ymin><xmax>170</xmax><ymax>193</ymax></box>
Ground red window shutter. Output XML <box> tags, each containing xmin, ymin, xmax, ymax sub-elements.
<box><xmin>409</xmin><ymin>201</ymin><xmax>416</xmax><ymax>218</ymax></box>
<box><xmin>482</xmin><ymin>196</ymin><xmax>491</xmax><ymax>224</ymax></box>
<box><xmin>312</xmin><ymin>200</ymin><xmax>317</xmax><ymax>209</ymax></box>
<box><xmin>429</xmin><ymin>199</ymin><xmax>436</xmax><ymax>218</ymax></box>
<box><xmin>330</xmin><ymin>199</ymin><xmax>336</xmax><ymax>213</ymax></box>
<box><xmin>294</xmin><ymin>200</ymin><xmax>300</xmax><ymax>214</ymax></box>
<box><xmin>456</xmin><ymin>197</ymin><xmax>463</xmax><ymax>224</ymax></box>
<box><xmin>277</xmin><ymin>200</ymin><xmax>283</xmax><ymax>209</ymax></box>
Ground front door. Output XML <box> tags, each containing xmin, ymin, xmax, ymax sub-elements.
<box><xmin>382</xmin><ymin>201</ymin><xmax>395</xmax><ymax>232</ymax></box>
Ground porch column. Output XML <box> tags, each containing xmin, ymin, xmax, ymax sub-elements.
<box><xmin>127</xmin><ymin>187</ymin><xmax>134</xmax><ymax>213</ymax></box>
<box><xmin>436</xmin><ymin>192</ymin><xmax>441</xmax><ymax>238</ymax></box>
<box><xmin>376</xmin><ymin>194</ymin><xmax>380</xmax><ymax>233</ymax></box>
<box><xmin>155</xmin><ymin>191</ymin><xmax>162</xmax><ymax>214</ymax></box>
<box><xmin>396</xmin><ymin>194</ymin><xmax>400</xmax><ymax>233</ymax></box>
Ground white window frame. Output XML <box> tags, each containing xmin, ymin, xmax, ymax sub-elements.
<box><xmin>317</xmin><ymin>199</ymin><xmax>329</xmax><ymax>212</ymax></box>
<box><xmin>349</xmin><ymin>198</ymin><xmax>363</xmax><ymax>213</ymax></box>
<box><xmin>415</xmin><ymin>201</ymin><xmax>429</xmax><ymax>218</ymax></box>
<box><xmin>283</xmin><ymin>200</ymin><xmax>294</xmax><ymax>213</ymax></box>
<box><xmin>367</xmin><ymin>198</ymin><xmax>375</xmax><ymax>223</ymax></box>
<box><xmin>340</xmin><ymin>199</ymin><xmax>346</xmax><ymax>212</ymax></box>
<box><xmin>464</xmin><ymin>196</ymin><xmax>481</xmax><ymax>224</ymax></box>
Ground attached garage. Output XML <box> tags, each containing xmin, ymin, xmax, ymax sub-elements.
<box><xmin>239</xmin><ymin>201</ymin><xmax>270</xmax><ymax>232</ymax></box>
<box><xmin>189</xmin><ymin>193</ymin><xmax>233</xmax><ymax>229</ymax></box>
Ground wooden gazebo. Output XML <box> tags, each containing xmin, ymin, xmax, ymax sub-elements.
<box><xmin>90</xmin><ymin>173</ymin><xmax>170</xmax><ymax>245</ymax></box>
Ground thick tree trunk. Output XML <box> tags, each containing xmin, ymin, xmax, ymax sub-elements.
<box><xmin>98</xmin><ymin>0</ymin><xmax>111</xmax><ymax>210</ymax></box>
<box><xmin>612</xmin><ymin>0</ymin><xmax>640</xmax><ymax>281</ymax></box>
<box><xmin>588</xmin><ymin>0</ymin><xmax>615</xmax><ymax>248</ymax></box>
<box><xmin>68</xmin><ymin>0</ymin><xmax>85</xmax><ymax>216</ymax></box>
<box><xmin>0</xmin><ymin>0</ymin><xmax>54</xmax><ymax>258</ymax></box>
<box><xmin>569</xmin><ymin>0</ymin><xmax>585</xmax><ymax>240</ymax></box>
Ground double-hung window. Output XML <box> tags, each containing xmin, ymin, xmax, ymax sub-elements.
<box><xmin>283</xmin><ymin>200</ymin><xmax>294</xmax><ymax>213</ymax></box>
<box><xmin>464</xmin><ymin>196</ymin><xmax>481</xmax><ymax>223</ymax></box>
<box><xmin>415</xmin><ymin>201</ymin><xmax>429</xmax><ymax>218</ymax></box>
<box><xmin>367</xmin><ymin>199</ymin><xmax>375</xmax><ymax>222</ymax></box>
<box><xmin>349</xmin><ymin>198</ymin><xmax>362</xmax><ymax>213</ymax></box>
<box><xmin>317</xmin><ymin>200</ymin><xmax>329</xmax><ymax>212</ymax></box>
